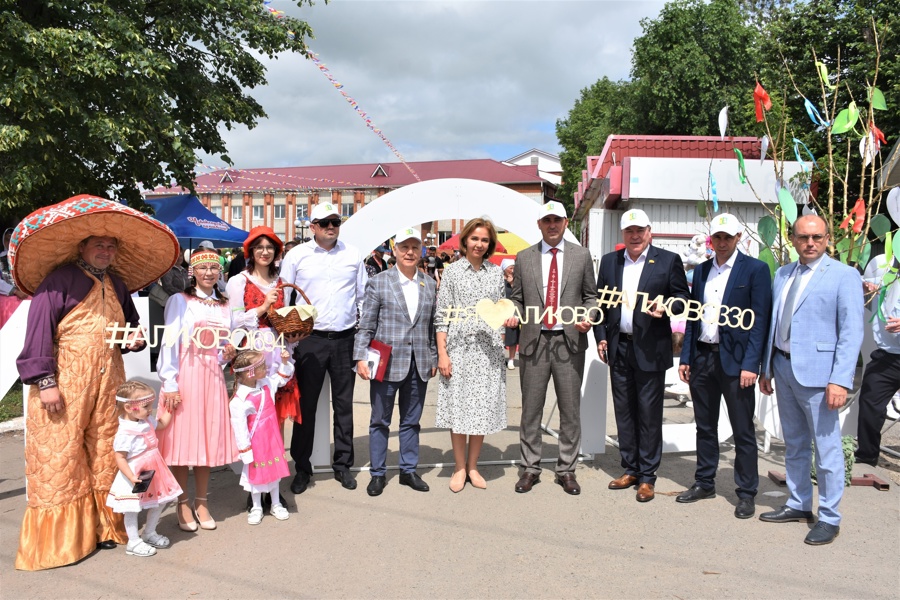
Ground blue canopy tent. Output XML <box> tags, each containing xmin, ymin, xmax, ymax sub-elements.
<box><xmin>145</xmin><ymin>194</ymin><xmax>248</xmax><ymax>250</ymax></box>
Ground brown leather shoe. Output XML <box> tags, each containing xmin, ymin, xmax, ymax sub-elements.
<box><xmin>556</xmin><ymin>473</ymin><xmax>581</xmax><ymax>495</ymax></box>
<box><xmin>515</xmin><ymin>472</ymin><xmax>540</xmax><ymax>493</ymax></box>
<box><xmin>636</xmin><ymin>483</ymin><xmax>655</xmax><ymax>502</ymax></box>
<box><xmin>608</xmin><ymin>474</ymin><xmax>639</xmax><ymax>490</ymax></box>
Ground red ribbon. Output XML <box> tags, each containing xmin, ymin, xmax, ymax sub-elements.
<box><xmin>839</xmin><ymin>198</ymin><xmax>866</xmax><ymax>233</ymax></box>
<box><xmin>754</xmin><ymin>82</ymin><xmax>772</xmax><ymax>122</ymax></box>
<box><xmin>871</xmin><ymin>122</ymin><xmax>887</xmax><ymax>147</ymax></box>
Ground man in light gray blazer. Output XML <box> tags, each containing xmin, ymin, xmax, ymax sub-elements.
<box><xmin>354</xmin><ymin>227</ymin><xmax>438</xmax><ymax>497</ymax></box>
<box><xmin>508</xmin><ymin>201</ymin><xmax>599</xmax><ymax>495</ymax></box>
<box><xmin>759</xmin><ymin>215</ymin><xmax>863</xmax><ymax>545</ymax></box>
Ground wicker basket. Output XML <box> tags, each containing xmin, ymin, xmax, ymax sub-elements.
<box><xmin>267</xmin><ymin>283</ymin><xmax>315</xmax><ymax>336</ymax></box>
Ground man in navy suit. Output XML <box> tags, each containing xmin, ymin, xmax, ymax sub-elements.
<box><xmin>354</xmin><ymin>227</ymin><xmax>438</xmax><ymax>497</ymax></box>
<box><xmin>595</xmin><ymin>209</ymin><xmax>690</xmax><ymax>502</ymax></box>
<box><xmin>677</xmin><ymin>214</ymin><xmax>772</xmax><ymax>518</ymax></box>
<box><xmin>759</xmin><ymin>215</ymin><xmax>863</xmax><ymax>545</ymax></box>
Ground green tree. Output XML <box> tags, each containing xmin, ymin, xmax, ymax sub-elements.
<box><xmin>0</xmin><ymin>0</ymin><xmax>318</xmax><ymax>216</ymax></box>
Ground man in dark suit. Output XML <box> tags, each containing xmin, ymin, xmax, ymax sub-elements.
<box><xmin>354</xmin><ymin>227</ymin><xmax>438</xmax><ymax>496</ymax></box>
<box><xmin>594</xmin><ymin>208</ymin><xmax>690</xmax><ymax>502</ymax></box>
<box><xmin>676</xmin><ymin>213</ymin><xmax>772</xmax><ymax>518</ymax></box>
<box><xmin>508</xmin><ymin>201</ymin><xmax>599</xmax><ymax>495</ymax></box>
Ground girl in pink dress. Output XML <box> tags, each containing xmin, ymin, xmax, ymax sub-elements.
<box><xmin>107</xmin><ymin>381</ymin><xmax>182</xmax><ymax>557</ymax></box>
<box><xmin>157</xmin><ymin>250</ymin><xmax>237</xmax><ymax>532</ymax></box>
<box><xmin>229</xmin><ymin>349</ymin><xmax>294</xmax><ymax>525</ymax></box>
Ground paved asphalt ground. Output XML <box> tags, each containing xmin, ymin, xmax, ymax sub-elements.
<box><xmin>1</xmin><ymin>366</ymin><xmax>898</xmax><ymax>599</ymax></box>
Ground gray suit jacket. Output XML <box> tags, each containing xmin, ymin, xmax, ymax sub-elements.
<box><xmin>353</xmin><ymin>268</ymin><xmax>438</xmax><ymax>382</ymax></box>
<box><xmin>508</xmin><ymin>240</ymin><xmax>599</xmax><ymax>356</ymax></box>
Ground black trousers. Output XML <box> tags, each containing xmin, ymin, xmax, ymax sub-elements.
<box><xmin>290</xmin><ymin>333</ymin><xmax>357</xmax><ymax>475</ymax></box>
<box><xmin>688</xmin><ymin>346</ymin><xmax>759</xmax><ymax>498</ymax></box>
<box><xmin>856</xmin><ymin>348</ymin><xmax>900</xmax><ymax>464</ymax></box>
<box><xmin>610</xmin><ymin>338</ymin><xmax>665</xmax><ymax>485</ymax></box>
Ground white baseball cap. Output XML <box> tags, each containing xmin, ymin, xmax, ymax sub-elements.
<box><xmin>198</xmin><ymin>240</ymin><xmax>215</xmax><ymax>249</ymax></box>
<box><xmin>710</xmin><ymin>213</ymin><xmax>743</xmax><ymax>236</ymax></box>
<box><xmin>500</xmin><ymin>258</ymin><xmax>515</xmax><ymax>271</ymax></box>
<box><xmin>310</xmin><ymin>202</ymin><xmax>340</xmax><ymax>222</ymax></box>
<box><xmin>620</xmin><ymin>209</ymin><xmax>651</xmax><ymax>229</ymax></box>
<box><xmin>393</xmin><ymin>226</ymin><xmax>421</xmax><ymax>245</ymax></box>
<box><xmin>540</xmin><ymin>201</ymin><xmax>568</xmax><ymax>220</ymax></box>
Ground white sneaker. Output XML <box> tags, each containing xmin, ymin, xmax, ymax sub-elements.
<box><xmin>270</xmin><ymin>505</ymin><xmax>290</xmax><ymax>521</ymax></box>
<box><xmin>248</xmin><ymin>507</ymin><xmax>264</xmax><ymax>525</ymax></box>
<box><xmin>507</xmin><ymin>360</ymin><xmax>515</xmax><ymax>370</ymax></box>
<box><xmin>141</xmin><ymin>531</ymin><xmax>170</xmax><ymax>549</ymax></box>
<box><xmin>125</xmin><ymin>540</ymin><xmax>157</xmax><ymax>557</ymax></box>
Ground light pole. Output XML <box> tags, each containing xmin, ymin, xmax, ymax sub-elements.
<box><xmin>294</xmin><ymin>217</ymin><xmax>310</xmax><ymax>242</ymax></box>
<box><xmin>424</xmin><ymin>232</ymin><xmax>437</xmax><ymax>257</ymax></box>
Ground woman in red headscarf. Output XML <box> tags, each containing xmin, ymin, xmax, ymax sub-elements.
<box><xmin>225</xmin><ymin>227</ymin><xmax>301</xmax><ymax>427</ymax></box>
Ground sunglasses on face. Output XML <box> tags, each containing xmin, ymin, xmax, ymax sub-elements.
<box><xmin>793</xmin><ymin>234</ymin><xmax>827</xmax><ymax>243</ymax></box>
<box><xmin>315</xmin><ymin>218</ymin><xmax>342</xmax><ymax>228</ymax></box>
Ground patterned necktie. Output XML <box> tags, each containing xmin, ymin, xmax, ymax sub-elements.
<box><xmin>779</xmin><ymin>264</ymin><xmax>808</xmax><ymax>345</ymax></box>
<box><xmin>544</xmin><ymin>248</ymin><xmax>559</xmax><ymax>328</ymax></box>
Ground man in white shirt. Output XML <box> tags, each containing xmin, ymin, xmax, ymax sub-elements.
<box><xmin>676</xmin><ymin>214</ymin><xmax>772</xmax><ymax>518</ymax></box>
<box><xmin>279</xmin><ymin>202</ymin><xmax>367</xmax><ymax>493</ymax></box>
<box><xmin>353</xmin><ymin>227</ymin><xmax>438</xmax><ymax>496</ymax></box>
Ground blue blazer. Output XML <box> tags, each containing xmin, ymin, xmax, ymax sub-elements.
<box><xmin>594</xmin><ymin>245</ymin><xmax>690</xmax><ymax>372</ymax></box>
<box><xmin>680</xmin><ymin>252</ymin><xmax>772</xmax><ymax>377</ymax></box>
<box><xmin>761</xmin><ymin>255</ymin><xmax>863</xmax><ymax>389</ymax></box>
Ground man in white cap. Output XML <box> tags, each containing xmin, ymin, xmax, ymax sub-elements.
<box><xmin>279</xmin><ymin>202</ymin><xmax>367</xmax><ymax>492</ymax></box>
<box><xmin>353</xmin><ymin>227</ymin><xmax>437</xmax><ymax>496</ymax></box>
<box><xmin>676</xmin><ymin>213</ymin><xmax>772</xmax><ymax>518</ymax></box>
<box><xmin>508</xmin><ymin>201</ymin><xmax>599</xmax><ymax>495</ymax></box>
<box><xmin>594</xmin><ymin>208</ymin><xmax>689</xmax><ymax>502</ymax></box>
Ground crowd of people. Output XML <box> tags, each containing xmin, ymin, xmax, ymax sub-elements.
<box><xmin>8</xmin><ymin>196</ymin><xmax>899</xmax><ymax>570</ymax></box>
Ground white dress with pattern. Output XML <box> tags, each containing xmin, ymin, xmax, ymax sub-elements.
<box><xmin>434</xmin><ymin>259</ymin><xmax>507</xmax><ymax>435</ymax></box>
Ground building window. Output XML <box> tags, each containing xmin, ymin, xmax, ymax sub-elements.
<box><xmin>341</xmin><ymin>202</ymin><xmax>353</xmax><ymax>218</ymax></box>
<box><xmin>231</xmin><ymin>205</ymin><xmax>242</xmax><ymax>221</ymax></box>
<box><xmin>252</xmin><ymin>205</ymin><xmax>264</xmax><ymax>220</ymax></box>
<box><xmin>274</xmin><ymin>204</ymin><xmax>285</xmax><ymax>219</ymax></box>
<box><xmin>210</xmin><ymin>206</ymin><xmax>222</xmax><ymax>218</ymax></box>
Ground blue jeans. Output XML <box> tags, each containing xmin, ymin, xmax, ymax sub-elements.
<box><xmin>368</xmin><ymin>359</ymin><xmax>427</xmax><ymax>476</ymax></box>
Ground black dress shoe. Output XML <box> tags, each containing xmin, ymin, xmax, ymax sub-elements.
<box><xmin>759</xmin><ymin>505</ymin><xmax>815</xmax><ymax>523</ymax></box>
<box><xmin>734</xmin><ymin>497</ymin><xmax>755</xmax><ymax>519</ymax></box>
<box><xmin>854</xmin><ymin>453</ymin><xmax>879</xmax><ymax>467</ymax></box>
<box><xmin>398</xmin><ymin>472</ymin><xmax>430</xmax><ymax>492</ymax></box>
<box><xmin>96</xmin><ymin>540</ymin><xmax>117</xmax><ymax>550</ymax></box>
<box><xmin>515</xmin><ymin>472</ymin><xmax>540</xmax><ymax>493</ymax></box>
<box><xmin>367</xmin><ymin>475</ymin><xmax>386</xmax><ymax>496</ymax></box>
<box><xmin>555</xmin><ymin>473</ymin><xmax>581</xmax><ymax>495</ymax></box>
<box><xmin>290</xmin><ymin>471</ymin><xmax>311</xmax><ymax>494</ymax></box>
<box><xmin>676</xmin><ymin>484</ymin><xmax>716</xmax><ymax>503</ymax></box>
<box><xmin>804</xmin><ymin>522</ymin><xmax>840</xmax><ymax>545</ymax></box>
<box><xmin>334</xmin><ymin>470</ymin><xmax>357</xmax><ymax>490</ymax></box>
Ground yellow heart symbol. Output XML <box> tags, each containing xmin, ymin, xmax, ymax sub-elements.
<box><xmin>475</xmin><ymin>298</ymin><xmax>515</xmax><ymax>330</ymax></box>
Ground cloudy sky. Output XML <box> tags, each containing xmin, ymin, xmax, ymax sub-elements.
<box><xmin>200</xmin><ymin>0</ymin><xmax>668</xmax><ymax>170</ymax></box>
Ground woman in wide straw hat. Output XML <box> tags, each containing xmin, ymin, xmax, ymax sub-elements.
<box><xmin>11</xmin><ymin>194</ymin><xmax>179</xmax><ymax>571</ymax></box>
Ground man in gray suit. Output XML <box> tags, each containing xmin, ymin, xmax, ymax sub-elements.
<box><xmin>759</xmin><ymin>215</ymin><xmax>863</xmax><ymax>545</ymax></box>
<box><xmin>508</xmin><ymin>201</ymin><xmax>599</xmax><ymax>495</ymax></box>
<box><xmin>354</xmin><ymin>227</ymin><xmax>438</xmax><ymax>497</ymax></box>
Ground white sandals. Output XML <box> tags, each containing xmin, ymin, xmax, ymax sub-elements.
<box><xmin>125</xmin><ymin>540</ymin><xmax>157</xmax><ymax>557</ymax></box>
<box><xmin>248</xmin><ymin>507</ymin><xmax>264</xmax><ymax>525</ymax></box>
<box><xmin>141</xmin><ymin>531</ymin><xmax>171</xmax><ymax>549</ymax></box>
<box><xmin>270</xmin><ymin>505</ymin><xmax>290</xmax><ymax>521</ymax></box>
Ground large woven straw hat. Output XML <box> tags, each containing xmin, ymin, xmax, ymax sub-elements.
<box><xmin>9</xmin><ymin>194</ymin><xmax>180</xmax><ymax>295</ymax></box>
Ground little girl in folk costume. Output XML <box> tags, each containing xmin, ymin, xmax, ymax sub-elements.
<box><xmin>107</xmin><ymin>381</ymin><xmax>183</xmax><ymax>557</ymax></box>
<box><xmin>229</xmin><ymin>349</ymin><xmax>295</xmax><ymax>525</ymax></box>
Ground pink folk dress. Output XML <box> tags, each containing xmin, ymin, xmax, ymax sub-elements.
<box><xmin>106</xmin><ymin>417</ymin><xmax>183</xmax><ymax>513</ymax></box>
<box><xmin>157</xmin><ymin>291</ymin><xmax>239</xmax><ymax>466</ymax></box>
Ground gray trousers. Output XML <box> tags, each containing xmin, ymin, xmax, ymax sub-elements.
<box><xmin>519</xmin><ymin>331</ymin><xmax>585</xmax><ymax>474</ymax></box>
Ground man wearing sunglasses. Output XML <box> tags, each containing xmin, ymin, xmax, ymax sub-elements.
<box><xmin>280</xmin><ymin>202</ymin><xmax>367</xmax><ymax>493</ymax></box>
<box><xmin>759</xmin><ymin>214</ymin><xmax>863</xmax><ymax>545</ymax></box>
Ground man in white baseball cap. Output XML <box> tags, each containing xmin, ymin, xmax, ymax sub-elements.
<box><xmin>677</xmin><ymin>213</ymin><xmax>772</xmax><ymax>519</ymax></box>
<box><xmin>353</xmin><ymin>226</ymin><xmax>437</xmax><ymax>497</ymax></box>
<box><xmin>595</xmin><ymin>206</ymin><xmax>689</xmax><ymax>502</ymax></box>
<box><xmin>279</xmin><ymin>201</ymin><xmax>366</xmax><ymax>493</ymax></box>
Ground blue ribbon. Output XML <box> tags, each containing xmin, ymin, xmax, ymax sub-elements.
<box><xmin>804</xmin><ymin>98</ymin><xmax>829</xmax><ymax>129</ymax></box>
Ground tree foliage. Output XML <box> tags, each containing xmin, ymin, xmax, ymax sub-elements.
<box><xmin>0</xmin><ymin>0</ymin><xmax>318</xmax><ymax>217</ymax></box>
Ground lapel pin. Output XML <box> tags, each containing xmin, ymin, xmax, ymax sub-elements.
<box><xmin>649</xmin><ymin>259</ymin><xmax>655</xmax><ymax>264</ymax></box>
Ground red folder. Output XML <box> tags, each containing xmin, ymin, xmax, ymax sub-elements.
<box><xmin>368</xmin><ymin>339</ymin><xmax>393</xmax><ymax>382</ymax></box>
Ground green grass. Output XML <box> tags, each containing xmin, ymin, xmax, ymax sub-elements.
<box><xmin>0</xmin><ymin>384</ymin><xmax>24</xmax><ymax>422</ymax></box>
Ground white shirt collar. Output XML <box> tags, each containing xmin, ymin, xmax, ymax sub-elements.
<box><xmin>541</xmin><ymin>240</ymin><xmax>565</xmax><ymax>254</ymax></box>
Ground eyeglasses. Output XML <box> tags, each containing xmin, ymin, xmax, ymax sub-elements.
<box><xmin>793</xmin><ymin>234</ymin><xmax>827</xmax><ymax>243</ymax></box>
<box><xmin>194</xmin><ymin>265</ymin><xmax>221</xmax><ymax>273</ymax></box>
<box><xmin>254</xmin><ymin>245</ymin><xmax>277</xmax><ymax>253</ymax></box>
<box><xmin>314</xmin><ymin>218</ymin><xmax>342</xmax><ymax>228</ymax></box>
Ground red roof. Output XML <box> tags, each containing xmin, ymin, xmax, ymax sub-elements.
<box><xmin>590</xmin><ymin>135</ymin><xmax>762</xmax><ymax>181</ymax></box>
<box><xmin>149</xmin><ymin>159</ymin><xmax>546</xmax><ymax>195</ymax></box>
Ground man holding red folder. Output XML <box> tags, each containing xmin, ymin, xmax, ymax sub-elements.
<box><xmin>354</xmin><ymin>227</ymin><xmax>438</xmax><ymax>496</ymax></box>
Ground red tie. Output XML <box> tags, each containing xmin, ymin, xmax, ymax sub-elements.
<box><xmin>544</xmin><ymin>248</ymin><xmax>559</xmax><ymax>328</ymax></box>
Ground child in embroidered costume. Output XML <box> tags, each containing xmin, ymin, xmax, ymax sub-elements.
<box><xmin>107</xmin><ymin>381</ymin><xmax>182</xmax><ymax>557</ymax></box>
<box><xmin>229</xmin><ymin>349</ymin><xmax>295</xmax><ymax>525</ymax></box>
